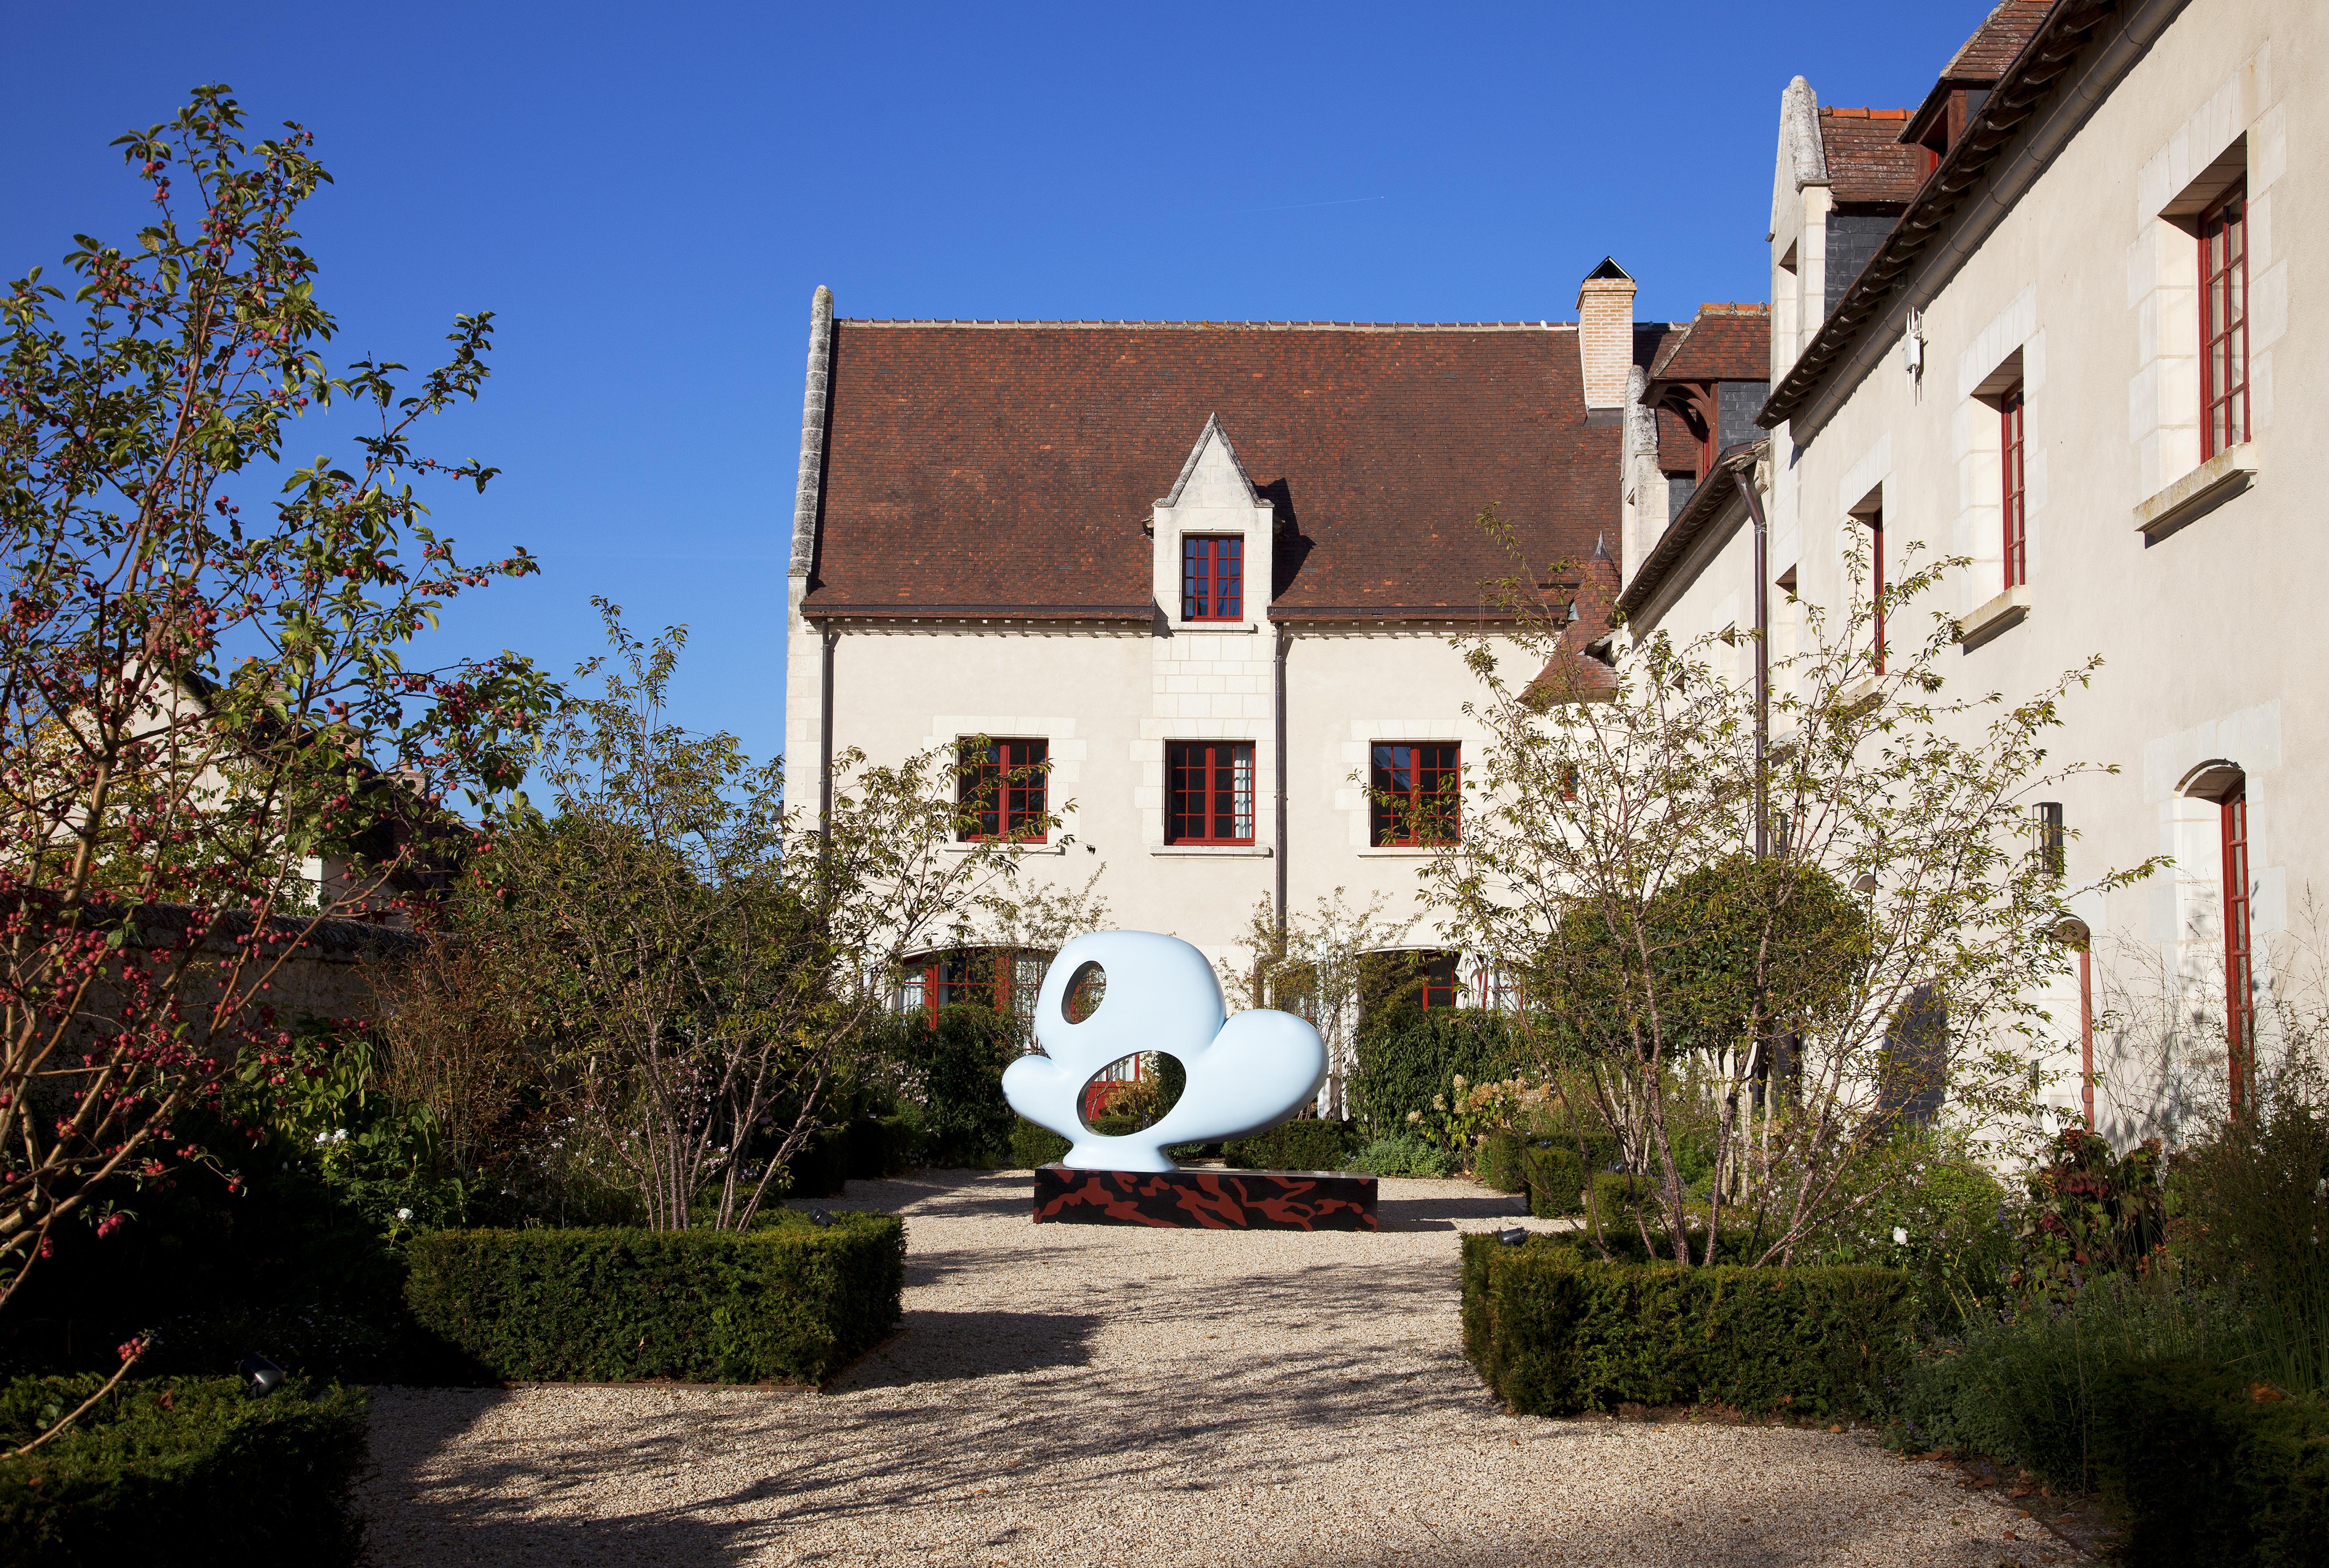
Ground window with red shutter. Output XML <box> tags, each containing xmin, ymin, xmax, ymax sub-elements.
<box><xmin>2200</xmin><ymin>183</ymin><xmax>2250</xmax><ymax>459</ymax></box>
<box><xmin>1181</xmin><ymin>536</ymin><xmax>1244</xmax><ymax>621</ymax></box>
<box><xmin>1166</xmin><ymin>741</ymin><xmax>1255</xmax><ymax>844</ymax></box>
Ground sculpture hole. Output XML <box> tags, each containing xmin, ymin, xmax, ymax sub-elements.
<box><xmin>1078</xmin><ymin>1052</ymin><xmax>1186</xmax><ymax>1135</ymax></box>
<box><xmin>1062</xmin><ymin>961</ymin><xmax>1106</xmax><ymax>1024</ymax></box>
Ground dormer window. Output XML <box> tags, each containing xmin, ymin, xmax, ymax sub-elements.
<box><xmin>1182</xmin><ymin>536</ymin><xmax>1244</xmax><ymax>622</ymax></box>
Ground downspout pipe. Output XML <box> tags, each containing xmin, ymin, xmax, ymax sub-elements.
<box><xmin>1274</xmin><ymin>624</ymin><xmax>1290</xmax><ymax>944</ymax></box>
<box><xmin>819</xmin><ymin>630</ymin><xmax>838</xmax><ymax>829</ymax></box>
<box><xmin>1733</xmin><ymin>466</ymin><xmax>1770</xmax><ymax>859</ymax></box>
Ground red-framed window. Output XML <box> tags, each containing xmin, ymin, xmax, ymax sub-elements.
<box><xmin>2222</xmin><ymin>783</ymin><xmax>2255</xmax><ymax>1107</ymax></box>
<box><xmin>1181</xmin><ymin>536</ymin><xmax>1244</xmax><ymax>621</ymax></box>
<box><xmin>957</xmin><ymin>738</ymin><xmax>1048</xmax><ymax>841</ymax></box>
<box><xmin>1420</xmin><ymin>951</ymin><xmax>1459</xmax><ymax>1010</ymax></box>
<box><xmin>1867</xmin><ymin>508</ymin><xmax>1886</xmax><ymax>675</ymax></box>
<box><xmin>1166</xmin><ymin>741</ymin><xmax>1255</xmax><ymax>844</ymax></box>
<box><xmin>2000</xmin><ymin>384</ymin><xmax>2028</xmax><ymax>589</ymax></box>
<box><xmin>900</xmin><ymin>947</ymin><xmax>1049</xmax><ymax>1032</ymax></box>
<box><xmin>1371</xmin><ymin>743</ymin><xmax>1461</xmax><ymax>845</ymax></box>
<box><xmin>2200</xmin><ymin>183</ymin><xmax>2250</xmax><ymax>460</ymax></box>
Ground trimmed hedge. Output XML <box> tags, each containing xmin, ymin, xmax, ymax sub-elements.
<box><xmin>1523</xmin><ymin>1144</ymin><xmax>1586</xmax><ymax>1218</ymax></box>
<box><xmin>1227</xmin><ymin>1119</ymin><xmax>1359</xmax><ymax>1172</ymax></box>
<box><xmin>2095</xmin><ymin>1359</ymin><xmax>2329</xmax><ymax>1568</ymax></box>
<box><xmin>403</xmin><ymin>1213</ymin><xmax>905</xmax><ymax>1384</ymax></box>
<box><xmin>0</xmin><ymin>1375</ymin><xmax>368</xmax><ymax>1567</ymax></box>
<box><xmin>1462</xmin><ymin>1235</ymin><xmax>1912</xmax><ymax>1416</ymax></box>
<box><xmin>1477</xmin><ymin>1129</ymin><xmax>1528</xmax><ymax>1192</ymax></box>
<box><xmin>1011</xmin><ymin>1116</ymin><xmax>1072</xmax><ymax>1170</ymax></box>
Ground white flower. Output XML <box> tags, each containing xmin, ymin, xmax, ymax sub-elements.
<box><xmin>396</xmin><ymin>1207</ymin><xmax>414</xmax><ymax>1222</ymax></box>
<box><xmin>314</xmin><ymin>1132</ymin><xmax>328</xmax><ymax>1145</ymax></box>
<box><xmin>1892</xmin><ymin>1227</ymin><xmax>1910</xmax><ymax>1247</ymax></box>
<box><xmin>331</xmin><ymin>1128</ymin><xmax>348</xmax><ymax>1142</ymax></box>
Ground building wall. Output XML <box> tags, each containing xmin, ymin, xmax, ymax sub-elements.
<box><xmin>1757</xmin><ymin>4</ymin><xmax>2321</xmax><ymax>1133</ymax></box>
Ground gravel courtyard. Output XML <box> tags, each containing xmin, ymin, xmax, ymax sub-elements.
<box><xmin>361</xmin><ymin>1170</ymin><xmax>2079</xmax><ymax>1567</ymax></box>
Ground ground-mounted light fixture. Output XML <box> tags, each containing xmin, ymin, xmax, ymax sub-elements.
<box><xmin>1496</xmin><ymin>1227</ymin><xmax>1528</xmax><ymax>1247</ymax></box>
<box><xmin>238</xmin><ymin>1353</ymin><xmax>284</xmax><ymax>1400</ymax></box>
<box><xmin>807</xmin><ymin>1207</ymin><xmax>836</xmax><ymax>1228</ymax></box>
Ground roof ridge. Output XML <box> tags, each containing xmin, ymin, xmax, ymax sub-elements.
<box><xmin>839</xmin><ymin>319</ymin><xmax>1581</xmax><ymax>332</ymax></box>
<box><xmin>1822</xmin><ymin>106</ymin><xmax>1913</xmax><ymax>119</ymax></box>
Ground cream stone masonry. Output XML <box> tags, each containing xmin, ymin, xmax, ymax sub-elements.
<box><xmin>1635</xmin><ymin>0</ymin><xmax>2323</xmax><ymax>1137</ymax></box>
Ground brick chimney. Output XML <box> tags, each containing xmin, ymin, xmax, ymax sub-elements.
<box><xmin>1576</xmin><ymin>258</ymin><xmax>1636</xmax><ymax>411</ymax></box>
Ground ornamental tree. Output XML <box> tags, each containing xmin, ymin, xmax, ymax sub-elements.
<box><xmin>0</xmin><ymin>88</ymin><xmax>550</xmax><ymax>1308</ymax></box>
<box><xmin>1423</xmin><ymin>524</ymin><xmax>2156</xmax><ymax>1266</ymax></box>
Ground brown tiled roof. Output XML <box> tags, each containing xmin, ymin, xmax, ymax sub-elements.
<box><xmin>1646</xmin><ymin>305</ymin><xmax>1769</xmax><ymax>386</ymax></box>
<box><xmin>1943</xmin><ymin>0</ymin><xmax>2052</xmax><ymax>80</ymax></box>
<box><xmin>803</xmin><ymin>322</ymin><xmax>1619</xmax><ymax>622</ymax></box>
<box><xmin>1655</xmin><ymin>408</ymin><xmax>1698</xmax><ymax>474</ymax></box>
<box><xmin>1819</xmin><ymin>108</ymin><xmax>1922</xmax><ymax>205</ymax></box>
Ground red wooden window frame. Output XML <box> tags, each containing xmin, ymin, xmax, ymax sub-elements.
<box><xmin>1419</xmin><ymin>951</ymin><xmax>1459</xmax><ymax>1010</ymax></box>
<box><xmin>2222</xmin><ymin>783</ymin><xmax>2255</xmax><ymax>1107</ymax></box>
<box><xmin>1371</xmin><ymin>743</ymin><xmax>1461</xmax><ymax>846</ymax></box>
<box><xmin>1181</xmin><ymin>535</ymin><xmax>1244</xmax><ymax>622</ymax></box>
<box><xmin>1166</xmin><ymin>741</ymin><xmax>1255</xmax><ymax>845</ymax></box>
<box><xmin>957</xmin><ymin>738</ymin><xmax>1048</xmax><ymax>842</ymax></box>
<box><xmin>2199</xmin><ymin>182</ymin><xmax>2250</xmax><ymax>460</ymax></box>
<box><xmin>2000</xmin><ymin>384</ymin><xmax>2028</xmax><ymax>589</ymax></box>
<box><xmin>1863</xmin><ymin>508</ymin><xmax>1886</xmax><ymax>675</ymax></box>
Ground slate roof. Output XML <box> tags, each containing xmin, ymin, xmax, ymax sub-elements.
<box><xmin>1819</xmin><ymin>108</ymin><xmax>1923</xmax><ymax>206</ymax></box>
<box><xmin>801</xmin><ymin>321</ymin><xmax>1622</xmax><ymax>623</ymax></box>
<box><xmin>1942</xmin><ymin>0</ymin><xmax>2053</xmax><ymax>80</ymax></box>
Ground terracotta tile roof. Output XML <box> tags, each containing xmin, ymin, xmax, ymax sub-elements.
<box><xmin>1646</xmin><ymin>304</ymin><xmax>1770</xmax><ymax>386</ymax></box>
<box><xmin>803</xmin><ymin>321</ymin><xmax>1620</xmax><ymax>622</ymax></box>
<box><xmin>1655</xmin><ymin>408</ymin><xmax>1698</xmax><ymax>473</ymax></box>
<box><xmin>1942</xmin><ymin>0</ymin><xmax>2052</xmax><ymax>81</ymax></box>
<box><xmin>1819</xmin><ymin>108</ymin><xmax>1922</xmax><ymax>206</ymax></box>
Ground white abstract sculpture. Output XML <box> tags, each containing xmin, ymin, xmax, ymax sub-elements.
<box><xmin>1002</xmin><ymin>930</ymin><xmax>1329</xmax><ymax>1173</ymax></box>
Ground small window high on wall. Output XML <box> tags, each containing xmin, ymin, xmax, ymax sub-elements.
<box><xmin>2200</xmin><ymin>182</ymin><xmax>2250</xmax><ymax>459</ymax></box>
<box><xmin>1166</xmin><ymin>741</ymin><xmax>1255</xmax><ymax>844</ymax></box>
<box><xmin>1181</xmin><ymin>536</ymin><xmax>1244</xmax><ymax>621</ymax></box>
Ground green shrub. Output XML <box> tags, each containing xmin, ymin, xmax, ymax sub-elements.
<box><xmin>787</xmin><ymin>1115</ymin><xmax>924</xmax><ymax>1196</ymax></box>
<box><xmin>1351</xmin><ymin>1011</ymin><xmax>1516</xmax><ymax>1135</ymax></box>
<box><xmin>1888</xmin><ymin>1275</ymin><xmax>2251</xmax><ymax>1488</ymax></box>
<box><xmin>1011</xmin><ymin>1117</ymin><xmax>1071</xmax><ymax>1169</ymax></box>
<box><xmin>1477</xmin><ymin>1128</ymin><xmax>1527</xmax><ymax>1193</ymax></box>
<box><xmin>0</xmin><ymin>1375</ymin><xmax>368</xmax><ymax>1567</ymax></box>
<box><xmin>1521</xmin><ymin>1143</ymin><xmax>1585</xmax><ymax>1217</ymax></box>
<box><xmin>2095</xmin><ymin>1359</ymin><xmax>2329</xmax><ymax>1568</ymax></box>
<box><xmin>403</xmin><ymin>1214</ymin><xmax>904</xmax><ymax>1384</ymax></box>
<box><xmin>2014</xmin><ymin>1127</ymin><xmax>2168</xmax><ymax>1305</ymax></box>
<box><xmin>1461</xmin><ymin>1235</ymin><xmax>1912</xmax><ymax>1417</ymax></box>
<box><xmin>1347</xmin><ymin>1134</ymin><xmax>1460</xmax><ymax>1178</ymax></box>
<box><xmin>1226</xmin><ymin>1119</ymin><xmax>1358</xmax><ymax>1171</ymax></box>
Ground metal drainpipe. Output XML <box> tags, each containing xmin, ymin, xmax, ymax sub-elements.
<box><xmin>819</xmin><ymin>630</ymin><xmax>838</xmax><ymax>829</ymax></box>
<box><xmin>1733</xmin><ymin>465</ymin><xmax>1770</xmax><ymax>859</ymax></box>
<box><xmin>1274</xmin><ymin>624</ymin><xmax>1290</xmax><ymax>944</ymax></box>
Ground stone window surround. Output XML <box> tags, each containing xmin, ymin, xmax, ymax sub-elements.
<box><xmin>925</xmin><ymin>715</ymin><xmax>1085</xmax><ymax>855</ymax></box>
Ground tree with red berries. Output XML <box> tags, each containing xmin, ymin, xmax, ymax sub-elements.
<box><xmin>0</xmin><ymin>86</ymin><xmax>553</xmax><ymax>1309</ymax></box>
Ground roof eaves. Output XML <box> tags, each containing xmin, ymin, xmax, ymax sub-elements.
<box><xmin>1759</xmin><ymin>0</ymin><xmax>2117</xmax><ymax>433</ymax></box>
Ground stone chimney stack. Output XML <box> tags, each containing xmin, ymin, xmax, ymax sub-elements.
<box><xmin>1576</xmin><ymin>258</ymin><xmax>1636</xmax><ymax>411</ymax></box>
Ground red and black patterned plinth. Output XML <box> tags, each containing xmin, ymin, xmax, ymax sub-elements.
<box><xmin>1032</xmin><ymin>1165</ymin><xmax>1378</xmax><ymax>1231</ymax></box>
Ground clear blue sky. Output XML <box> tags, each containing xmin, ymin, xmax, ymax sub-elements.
<box><xmin>4</xmin><ymin>1</ymin><xmax>1992</xmax><ymax>783</ymax></box>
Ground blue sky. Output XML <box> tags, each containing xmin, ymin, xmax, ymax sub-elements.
<box><xmin>4</xmin><ymin>2</ymin><xmax>1993</xmax><ymax>783</ymax></box>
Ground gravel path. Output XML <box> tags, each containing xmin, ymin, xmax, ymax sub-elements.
<box><xmin>361</xmin><ymin>1170</ymin><xmax>2079</xmax><ymax>1567</ymax></box>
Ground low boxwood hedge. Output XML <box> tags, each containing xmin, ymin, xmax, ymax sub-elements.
<box><xmin>403</xmin><ymin>1212</ymin><xmax>905</xmax><ymax>1384</ymax></box>
<box><xmin>1226</xmin><ymin>1119</ymin><xmax>1359</xmax><ymax>1172</ymax></box>
<box><xmin>1522</xmin><ymin>1144</ymin><xmax>1586</xmax><ymax>1218</ymax></box>
<box><xmin>1462</xmin><ymin>1235</ymin><xmax>1912</xmax><ymax>1417</ymax></box>
<box><xmin>0</xmin><ymin>1375</ymin><xmax>368</xmax><ymax>1567</ymax></box>
<box><xmin>2095</xmin><ymin>1358</ymin><xmax>2329</xmax><ymax>1568</ymax></box>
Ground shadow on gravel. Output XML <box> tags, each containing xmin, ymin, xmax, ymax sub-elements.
<box><xmin>369</xmin><ymin>1495</ymin><xmax>759</xmax><ymax>1567</ymax></box>
<box><xmin>830</xmin><ymin>1309</ymin><xmax>1101</xmax><ymax>1390</ymax></box>
<box><xmin>1375</xmin><ymin>1189</ymin><xmax>1531</xmax><ymax>1231</ymax></box>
